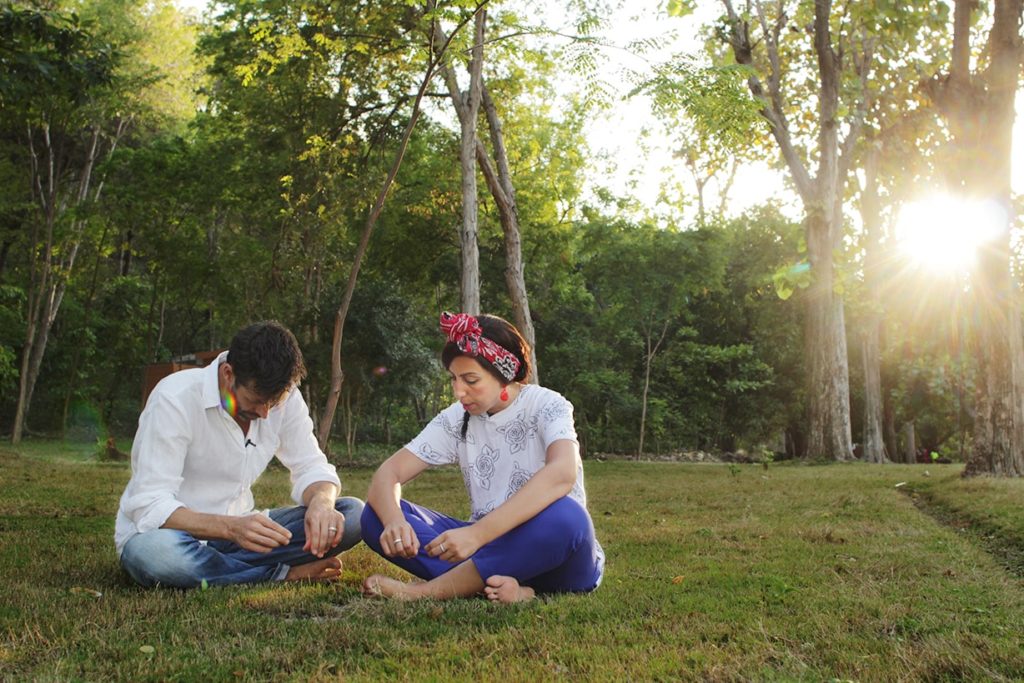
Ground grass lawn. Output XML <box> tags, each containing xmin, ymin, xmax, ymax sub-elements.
<box><xmin>1</xmin><ymin>441</ymin><xmax>1023</xmax><ymax>681</ymax></box>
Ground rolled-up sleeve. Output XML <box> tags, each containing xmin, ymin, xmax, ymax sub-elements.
<box><xmin>275</xmin><ymin>390</ymin><xmax>340</xmax><ymax>504</ymax></box>
<box><xmin>119</xmin><ymin>392</ymin><xmax>190</xmax><ymax>533</ymax></box>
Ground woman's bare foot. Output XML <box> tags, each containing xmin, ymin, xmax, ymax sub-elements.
<box><xmin>362</xmin><ymin>574</ymin><xmax>423</xmax><ymax>600</ymax></box>
<box><xmin>483</xmin><ymin>575</ymin><xmax>536</xmax><ymax>603</ymax></box>
<box><xmin>285</xmin><ymin>556</ymin><xmax>342</xmax><ymax>582</ymax></box>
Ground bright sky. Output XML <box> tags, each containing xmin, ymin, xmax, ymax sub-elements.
<box><xmin>175</xmin><ymin>0</ymin><xmax>1024</xmax><ymax>228</ymax></box>
<box><xmin>577</xmin><ymin>0</ymin><xmax>788</xmax><ymax>222</ymax></box>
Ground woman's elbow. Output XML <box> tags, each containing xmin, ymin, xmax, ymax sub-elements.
<box><xmin>553</xmin><ymin>469</ymin><xmax>576</xmax><ymax>497</ymax></box>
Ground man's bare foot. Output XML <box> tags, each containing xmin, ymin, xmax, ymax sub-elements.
<box><xmin>362</xmin><ymin>574</ymin><xmax>423</xmax><ymax>600</ymax></box>
<box><xmin>483</xmin><ymin>575</ymin><xmax>536</xmax><ymax>603</ymax></box>
<box><xmin>285</xmin><ymin>556</ymin><xmax>342</xmax><ymax>582</ymax></box>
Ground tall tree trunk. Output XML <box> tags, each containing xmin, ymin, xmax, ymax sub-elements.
<box><xmin>434</xmin><ymin>18</ymin><xmax>539</xmax><ymax>377</ymax></box>
<box><xmin>13</xmin><ymin>120</ymin><xmax>118</xmax><ymax>443</ymax></box>
<box><xmin>903</xmin><ymin>421</ymin><xmax>917</xmax><ymax>464</ymax></box>
<box><xmin>316</xmin><ymin>9</ymin><xmax>474</xmax><ymax>450</ymax></box>
<box><xmin>861</xmin><ymin>328</ymin><xmax>887</xmax><ymax>462</ymax></box>
<box><xmin>457</xmin><ymin>11</ymin><xmax>485</xmax><ymax>315</ymax></box>
<box><xmin>805</xmin><ymin>210</ymin><xmax>854</xmax><ymax>459</ymax></box>
<box><xmin>926</xmin><ymin>0</ymin><xmax>1024</xmax><ymax>476</ymax></box>
<box><xmin>638</xmin><ymin>318</ymin><xmax>669</xmax><ymax>458</ymax></box>
<box><xmin>722</xmin><ymin>0</ymin><xmax>856</xmax><ymax>460</ymax></box>
<box><xmin>859</xmin><ymin>145</ymin><xmax>889</xmax><ymax>463</ymax></box>
<box><xmin>478</xmin><ymin>87</ymin><xmax>539</xmax><ymax>381</ymax></box>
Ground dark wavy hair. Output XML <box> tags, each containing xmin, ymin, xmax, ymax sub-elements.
<box><xmin>440</xmin><ymin>314</ymin><xmax>532</xmax><ymax>384</ymax></box>
<box><xmin>227</xmin><ymin>321</ymin><xmax>306</xmax><ymax>398</ymax></box>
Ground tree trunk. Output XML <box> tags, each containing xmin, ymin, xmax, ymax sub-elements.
<box><xmin>434</xmin><ymin>18</ymin><xmax>539</xmax><ymax>375</ymax></box>
<box><xmin>478</xmin><ymin>87</ymin><xmax>539</xmax><ymax>381</ymax></box>
<box><xmin>722</xmin><ymin>0</ymin><xmax>856</xmax><ymax>460</ymax></box>
<box><xmin>859</xmin><ymin>144</ymin><xmax>888</xmax><ymax>463</ymax></box>
<box><xmin>861</xmin><ymin>326</ymin><xmax>887</xmax><ymax>462</ymax></box>
<box><xmin>903</xmin><ymin>421</ymin><xmax>917</xmax><ymax>464</ymax></box>
<box><xmin>805</xmin><ymin>210</ymin><xmax>854</xmax><ymax>460</ymax></box>
<box><xmin>316</xmin><ymin>9</ymin><xmax>473</xmax><ymax>450</ymax></box>
<box><xmin>13</xmin><ymin>121</ymin><xmax>112</xmax><ymax>443</ymax></box>
<box><xmin>638</xmin><ymin>318</ymin><xmax>669</xmax><ymax>459</ymax></box>
<box><xmin>924</xmin><ymin>0</ymin><xmax>1024</xmax><ymax>477</ymax></box>
<box><xmin>457</xmin><ymin>11</ymin><xmax>485</xmax><ymax>315</ymax></box>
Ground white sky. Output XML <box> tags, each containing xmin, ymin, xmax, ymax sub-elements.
<box><xmin>576</xmin><ymin>1</ymin><xmax>788</xmax><ymax>222</ymax></box>
<box><xmin>175</xmin><ymin>0</ymin><xmax>1024</xmax><ymax>226</ymax></box>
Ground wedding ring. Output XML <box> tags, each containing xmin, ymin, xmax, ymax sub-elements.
<box><xmin>394</xmin><ymin>538</ymin><xmax>403</xmax><ymax>544</ymax></box>
<box><xmin>328</xmin><ymin>526</ymin><xmax>338</xmax><ymax>532</ymax></box>
<box><xmin>439</xmin><ymin>543</ymin><xmax>447</xmax><ymax>553</ymax></box>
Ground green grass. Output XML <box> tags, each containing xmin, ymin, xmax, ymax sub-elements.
<box><xmin>1</xmin><ymin>442</ymin><xmax>1023</xmax><ymax>681</ymax></box>
<box><xmin>906</xmin><ymin>468</ymin><xmax>1024</xmax><ymax>579</ymax></box>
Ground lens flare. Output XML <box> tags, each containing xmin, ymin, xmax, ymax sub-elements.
<box><xmin>220</xmin><ymin>390</ymin><xmax>238</xmax><ymax>417</ymax></box>
<box><xmin>372</xmin><ymin>366</ymin><xmax>389</xmax><ymax>377</ymax></box>
<box><xmin>895</xmin><ymin>196</ymin><xmax>1007</xmax><ymax>273</ymax></box>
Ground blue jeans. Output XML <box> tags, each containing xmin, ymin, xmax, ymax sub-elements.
<box><xmin>361</xmin><ymin>497</ymin><xmax>604</xmax><ymax>594</ymax></box>
<box><xmin>120</xmin><ymin>497</ymin><xmax>364</xmax><ymax>588</ymax></box>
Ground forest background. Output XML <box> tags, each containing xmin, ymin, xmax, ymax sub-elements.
<box><xmin>3</xmin><ymin>0</ymin><xmax>1024</xmax><ymax>475</ymax></box>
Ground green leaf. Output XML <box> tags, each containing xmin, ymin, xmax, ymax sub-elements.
<box><xmin>667</xmin><ymin>0</ymin><xmax>696</xmax><ymax>18</ymax></box>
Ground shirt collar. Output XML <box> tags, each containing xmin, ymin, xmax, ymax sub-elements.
<box><xmin>202</xmin><ymin>351</ymin><xmax>229</xmax><ymax>410</ymax></box>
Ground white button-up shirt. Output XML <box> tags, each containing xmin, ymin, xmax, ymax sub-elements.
<box><xmin>114</xmin><ymin>352</ymin><xmax>341</xmax><ymax>555</ymax></box>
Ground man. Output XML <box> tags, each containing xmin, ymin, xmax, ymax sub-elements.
<box><xmin>115</xmin><ymin>321</ymin><xmax>363</xmax><ymax>588</ymax></box>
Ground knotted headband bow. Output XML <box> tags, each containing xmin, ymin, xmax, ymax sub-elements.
<box><xmin>440</xmin><ymin>312</ymin><xmax>521</xmax><ymax>382</ymax></box>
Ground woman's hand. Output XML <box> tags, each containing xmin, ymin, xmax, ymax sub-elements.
<box><xmin>380</xmin><ymin>519</ymin><xmax>419</xmax><ymax>558</ymax></box>
<box><xmin>425</xmin><ymin>526</ymin><xmax>483</xmax><ymax>563</ymax></box>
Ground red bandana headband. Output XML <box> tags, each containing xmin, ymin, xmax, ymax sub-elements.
<box><xmin>440</xmin><ymin>312</ymin><xmax>521</xmax><ymax>382</ymax></box>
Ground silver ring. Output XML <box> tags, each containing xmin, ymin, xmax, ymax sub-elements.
<box><xmin>439</xmin><ymin>543</ymin><xmax>447</xmax><ymax>553</ymax></box>
<box><xmin>393</xmin><ymin>538</ymin><xmax>403</xmax><ymax>544</ymax></box>
<box><xmin>328</xmin><ymin>526</ymin><xmax>338</xmax><ymax>532</ymax></box>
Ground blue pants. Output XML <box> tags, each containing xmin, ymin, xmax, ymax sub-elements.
<box><xmin>120</xmin><ymin>497</ymin><xmax>364</xmax><ymax>588</ymax></box>
<box><xmin>361</xmin><ymin>497</ymin><xmax>604</xmax><ymax>594</ymax></box>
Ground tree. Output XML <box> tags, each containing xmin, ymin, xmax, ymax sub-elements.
<box><xmin>431</xmin><ymin>6</ymin><xmax>541</xmax><ymax>378</ymax></box>
<box><xmin>714</xmin><ymin>0</ymin><xmax>881</xmax><ymax>460</ymax></box>
<box><xmin>924</xmin><ymin>0</ymin><xmax>1024</xmax><ymax>477</ymax></box>
<box><xmin>3</xmin><ymin>5</ymin><xmax>118</xmax><ymax>442</ymax></box>
<box><xmin>316</xmin><ymin>2</ymin><xmax>482</xmax><ymax>450</ymax></box>
<box><xmin>577</xmin><ymin>219</ymin><xmax>723</xmax><ymax>456</ymax></box>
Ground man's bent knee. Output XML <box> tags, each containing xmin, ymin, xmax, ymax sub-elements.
<box><xmin>120</xmin><ymin>529</ymin><xmax>203</xmax><ymax>588</ymax></box>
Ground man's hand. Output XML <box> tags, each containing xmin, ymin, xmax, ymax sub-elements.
<box><xmin>227</xmin><ymin>514</ymin><xmax>292</xmax><ymax>553</ymax></box>
<box><xmin>303</xmin><ymin>483</ymin><xmax>343</xmax><ymax>558</ymax></box>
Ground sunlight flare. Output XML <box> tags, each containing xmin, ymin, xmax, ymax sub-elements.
<box><xmin>894</xmin><ymin>196</ymin><xmax>1006</xmax><ymax>273</ymax></box>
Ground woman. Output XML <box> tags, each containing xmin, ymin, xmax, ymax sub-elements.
<box><xmin>360</xmin><ymin>312</ymin><xmax>604</xmax><ymax>603</ymax></box>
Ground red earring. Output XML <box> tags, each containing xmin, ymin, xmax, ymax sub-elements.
<box><xmin>500</xmin><ymin>386</ymin><xmax>509</xmax><ymax>402</ymax></box>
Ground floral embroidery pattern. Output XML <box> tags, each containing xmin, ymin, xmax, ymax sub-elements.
<box><xmin>417</xmin><ymin>442</ymin><xmax>452</xmax><ymax>465</ymax></box>
<box><xmin>470</xmin><ymin>444</ymin><xmax>500</xmax><ymax>491</ymax></box>
<box><xmin>540</xmin><ymin>398</ymin><xmax>571</xmax><ymax>424</ymax></box>
<box><xmin>497</xmin><ymin>411</ymin><xmax>538</xmax><ymax>454</ymax></box>
<box><xmin>506</xmin><ymin>461</ymin><xmax>532</xmax><ymax>499</ymax></box>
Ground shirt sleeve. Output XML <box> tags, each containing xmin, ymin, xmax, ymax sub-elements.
<box><xmin>118</xmin><ymin>392</ymin><xmax>190</xmax><ymax>533</ymax></box>
<box><xmin>538</xmin><ymin>392</ymin><xmax>579</xmax><ymax>450</ymax></box>
<box><xmin>274</xmin><ymin>389</ymin><xmax>341</xmax><ymax>504</ymax></box>
<box><xmin>405</xmin><ymin>406</ymin><xmax>462</xmax><ymax>466</ymax></box>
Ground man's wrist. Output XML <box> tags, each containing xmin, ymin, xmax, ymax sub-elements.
<box><xmin>304</xmin><ymin>484</ymin><xmax>339</xmax><ymax>509</ymax></box>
